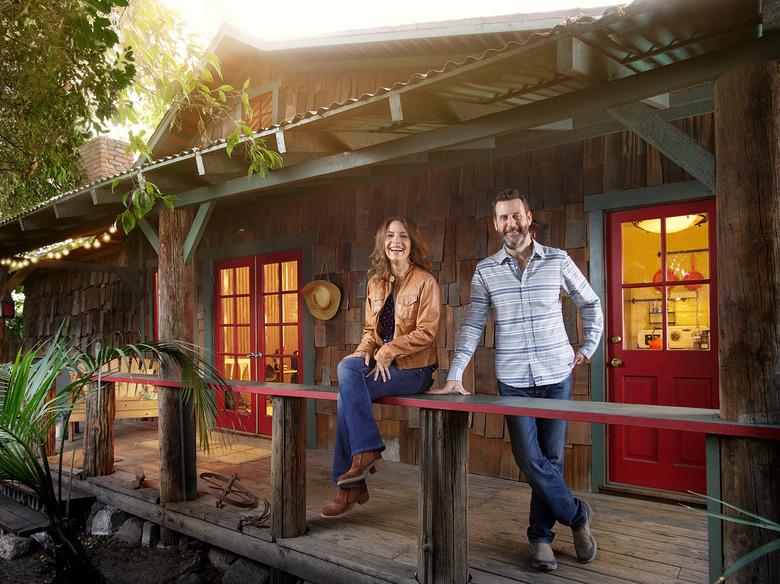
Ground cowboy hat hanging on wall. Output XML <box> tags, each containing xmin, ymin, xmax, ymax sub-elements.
<box><xmin>302</xmin><ymin>257</ymin><xmax>341</xmax><ymax>321</ymax></box>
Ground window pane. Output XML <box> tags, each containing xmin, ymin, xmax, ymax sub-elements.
<box><xmin>236</xmin><ymin>326</ymin><xmax>250</xmax><ymax>354</ymax></box>
<box><xmin>220</xmin><ymin>268</ymin><xmax>234</xmax><ymax>295</ymax></box>
<box><xmin>236</xmin><ymin>296</ymin><xmax>250</xmax><ymax>325</ymax></box>
<box><xmin>283</xmin><ymin>325</ymin><xmax>298</xmax><ymax>355</ymax></box>
<box><xmin>263</xmin><ymin>361</ymin><xmax>278</xmax><ymax>382</ymax></box>
<box><xmin>280</xmin><ymin>356</ymin><xmax>299</xmax><ymax>383</ymax></box>
<box><xmin>236</xmin><ymin>392</ymin><xmax>252</xmax><ymax>415</ymax></box>
<box><xmin>236</xmin><ymin>266</ymin><xmax>250</xmax><ymax>295</ymax></box>
<box><xmin>223</xmin><ymin>355</ymin><xmax>236</xmax><ymax>379</ymax></box>
<box><xmin>265</xmin><ymin>396</ymin><xmax>273</xmax><ymax>417</ymax></box>
<box><xmin>665</xmin><ymin>213</ymin><xmax>710</xmax><ymax>284</ymax></box>
<box><xmin>220</xmin><ymin>298</ymin><xmax>234</xmax><ymax>325</ymax></box>
<box><xmin>622</xmin><ymin>221</ymin><xmax>661</xmax><ymax>285</ymax></box>
<box><xmin>281</xmin><ymin>261</ymin><xmax>298</xmax><ymax>291</ymax></box>
<box><xmin>222</xmin><ymin>329</ymin><xmax>235</xmax><ymax>355</ymax></box>
<box><xmin>282</xmin><ymin>293</ymin><xmax>298</xmax><ymax>323</ymax></box>
<box><xmin>667</xmin><ymin>284</ymin><xmax>711</xmax><ymax>351</ymax></box>
<box><xmin>264</xmin><ymin>263</ymin><xmax>279</xmax><ymax>293</ymax></box>
<box><xmin>264</xmin><ymin>295</ymin><xmax>280</xmax><ymax>324</ymax></box>
<box><xmin>623</xmin><ymin>287</ymin><xmax>664</xmax><ymax>350</ymax></box>
<box><xmin>265</xmin><ymin>326</ymin><xmax>281</xmax><ymax>356</ymax></box>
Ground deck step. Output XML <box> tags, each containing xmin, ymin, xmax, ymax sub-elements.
<box><xmin>0</xmin><ymin>478</ymin><xmax>95</xmax><ymax>520</ymax></box>
<box><xmin>0</xmin><ymin>494</ymin><xmax>49</xmax><ymax>536</ymax></box>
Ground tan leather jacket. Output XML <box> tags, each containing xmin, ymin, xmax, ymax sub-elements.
<box><xmin>355</xmin><ymin>266</ymin><xmax>440</xmax><ymax>369</ymax></box>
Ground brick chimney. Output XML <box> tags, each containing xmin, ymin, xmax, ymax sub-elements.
<box><xmin>79</xmin><ymin>137</ymin><xmax>136</xmax><ymax>183</ymax></box>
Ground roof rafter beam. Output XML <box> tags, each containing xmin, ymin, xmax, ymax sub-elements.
<box><xmin>173</xmin><ymin>33</ymin><xmax>779</xmax><ymax>208</ymax></box>
<box><xmin>54</xmin><ymin>200</ymin><xmax>95</xmax><ymax>219</ymax></box>
<box><xmin>388</xmin><ymin>94</ymin><xmax>404</xmax><ymax>123</ymax></box>
<box><xmin>556</xmin><ymin>36</ymin><xmax>669</xmax><ymax>109</ymax></box>
<box><xmin>607</xmin><ymin>101</ymin><xmax>716</xmax><ymax>190</ymax></box>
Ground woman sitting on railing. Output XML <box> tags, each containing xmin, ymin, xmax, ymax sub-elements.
<box><xmin>321</xmin><ymin>217</ymin><xmax>440</xmax><ymax>519</ymax></box>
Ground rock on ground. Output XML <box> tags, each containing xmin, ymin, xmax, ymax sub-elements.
<box><xmin>90</xmin><ymin>506</ymin><xmax>127</xmax><ymax>536</ymax></box>
<box><xmin>85</xmin><ymin>502</ymin><xmax>105</xmax><ymax>535</ymax></box>
<box><xmin>0</xmin><ymin>535</ymin><xmax>33</xmax><ymax>560</ymax></box>
<box><xmin>222</xmin><ymin>558</ymin><xmax>270</xmax><ymax>584</ymax></box>
<box><xmin>208</xmin><ymin>546</ymin><xmax>236</xmax><ymax>571</ymax></box>
<box><xmin>30</xmin><ymin>531</ymin><xmax>54</xmax><ymax>553</ymax></box>
<box><xmin>141</xmin><ymin>521</ymin><xmax>159</xmax><ymax>548</ymax></box>
<box><xmin>115</xmin><ymin>517</ymin><xmax>144</xmax><ymax>545</ymax></box>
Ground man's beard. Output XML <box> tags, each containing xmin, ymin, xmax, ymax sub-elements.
<box><xmin>503</xmin><ymin>227</ymin><xmax>529</xmax><ymax>250</ymax></box>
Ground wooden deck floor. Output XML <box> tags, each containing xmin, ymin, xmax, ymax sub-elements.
<box><xmin>64</xmin><ymin>420</ymin><xmax>708</xmax><ymax>584</ymax></box>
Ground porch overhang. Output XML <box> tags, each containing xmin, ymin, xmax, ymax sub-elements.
<box><xmin>0</xmin><ymin>0</ymin><xmax>773</xmax><ymax>259</ymax></box>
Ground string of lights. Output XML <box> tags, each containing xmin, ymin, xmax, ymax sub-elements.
<box><xmin>1</xmin><ymin>224</ymin><xmax>118</xmax><ymax>272</ymax></box>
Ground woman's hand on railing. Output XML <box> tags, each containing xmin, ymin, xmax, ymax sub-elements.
<box><xmin>426</xmin><ymin>380</ymin><xmax>470</xmax><ymax>395</ymax></box>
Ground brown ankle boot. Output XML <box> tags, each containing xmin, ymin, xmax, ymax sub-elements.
<box><xmin>320</xmin><ymin>486</ymin><xmax>369</xmax><ymax>519</ymax></box>
<box><xmin>337</xmin><ymin>450</ymin><xmax>384</xmax><ymax>486</ymax></box>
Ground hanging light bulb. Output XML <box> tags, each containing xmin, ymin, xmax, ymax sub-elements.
<box><xmin>54</xmin><ymin>252</ymin><xmax>62</xmax><ymax>259</ymax></box>
<box><xmin>109</xmin><ymin>225</ymin><xmax>117</xmax><ymax>234</ymax></box>
<box><xmin>30</xmin><ymin>257</ymin><xmax>38</xmax><ymax>264</ymax></box>
<box><xmin>62</xmin><ymin>248</ymin><xmax>70</xmax><ymax>256</ymax></box>
<box><xmin>46</xmin><ymin>252</ymin><xmax>54</xmax><ymax>259</ymax></box>
<box><xmin>102</xmin><ymin>232</ymin><xmax>111</xmax><ymax>242</ymax></box>
<box><xmin>93</xmin><ymin>240</ymin><xmax>101</xmax><ymax>248</ymax></box>
<box><xmin>84</xmin><ymin>241</ymin><xmax>92</xmax><ymax>249</ymax></box>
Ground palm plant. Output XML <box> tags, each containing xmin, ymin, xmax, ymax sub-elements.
<box><xmin>686</xmin><ymin>493</ymin><xmax>780</xmax><ymax>582</ymax></box>
<box><xmin>0</xmin><ymin>330</ymin><xmax>230</xmax><ymax>583</ymax></box>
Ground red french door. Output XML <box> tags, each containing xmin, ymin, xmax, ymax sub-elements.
<box><xmin>214</xmin><ymin>251</ymin><xmax>303</xmax><ymax>435</ymax></box>
<box><xmin>606</xmin><ymin>199</ymin><xmax>718</xmax><ymax>493</ymax></box>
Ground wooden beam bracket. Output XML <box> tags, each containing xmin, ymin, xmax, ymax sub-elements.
<box><xmin>607</xmin><ymin>101</ymin><xmax>716</xmax><ymax>190</ymax></box>
<box><xmin>182</xmin><ymin>202</ymin><xmax>216</xmax><ymax>264</ymax></box>
<box><xmin>138</xmin><ymin>219</ymin><xmax>160</xmax><ymax>255</ymax></box>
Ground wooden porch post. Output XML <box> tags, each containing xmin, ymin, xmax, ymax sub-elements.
<box><xmin>270</xmin><ymin>396</ymin><xmax>307</xmax><ymax>539</ymax></box>
<box><xmin>270</xmin><ymin>396</ymin><xmax>306</xmax><ymax>584</ymax></box>
<box><xmin>714</xmin><ymin>61</ymin><xmax>780</xmax><ymax>582</ymax></box>
<box><xmin>157</xmin><ymin>206</ymin><xmax>197</xmax><ymax>544</ymax></box>
<box><xmin>418</xmin><ymin>410</ymin><xmax>469</xmax><ymax>584</ymax></box>
<box><xmin>82</xmin><ymin>379</ymin><xmax>115</xmax><ymax>476</ymax></box>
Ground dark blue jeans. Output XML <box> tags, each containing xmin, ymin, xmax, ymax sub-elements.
<box><xmin>499</xmin><ymin>374</ymin><xmax>588</xmax><ymax>543</ymax></box>
<box><xmin>333</xmin><ymin>357</ymin><xmax>434</xmax><ymax>487</ymax></box>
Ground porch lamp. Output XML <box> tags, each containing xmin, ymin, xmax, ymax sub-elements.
<box><xmin>633</xmin><ymin>214</ymin><xmax>707</xmax><ymax>234</ymax></box>
<box><xmin>1</xmin><ymin>292</ymin><xmax>14</xmax><ymax>319</ymax></box>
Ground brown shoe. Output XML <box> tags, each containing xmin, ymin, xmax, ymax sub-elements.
<box><xmin>320</xmin><ymin>486</ymin><xmax>369</xmax><ymax>519</ymax></box>
<box><xmin>572</xmin><ymin>500</ymin><xmax>597</xmax><ymax>563</ymax></box>
<box><xmin>337</xmin><ymin>450</ymin><xmax>384</xmax><ymax>486</ymax></box>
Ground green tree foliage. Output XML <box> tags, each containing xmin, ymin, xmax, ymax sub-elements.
<box><xmin>0</xmin><ymin>0</ymin><xmax>135</xmax><ymax>217</ymax></box>
<box><xmin>112</xmin><ymin>0</ymin><xmax>282</xmax><ymax>234</ymax></box>
<box><xmin>0</xmin><ymin>0</ymin><xmax>282</xmax><ymax>231</ymax></box>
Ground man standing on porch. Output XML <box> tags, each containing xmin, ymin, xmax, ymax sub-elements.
<box><xmin>428</xmin><ymin>189</ymin><xmax>603</xmax><ymax>571</ymax></box>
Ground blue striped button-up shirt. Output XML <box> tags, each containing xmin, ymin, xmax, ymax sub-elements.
<box><xmin>448</xmin><ymin>242</ymin><xmax>603</xmax><ymax>387</ymax></box>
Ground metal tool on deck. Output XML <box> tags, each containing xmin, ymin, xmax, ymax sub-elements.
<box><xmin>199</xmin><ymin>472</ymin><xmax>258</xmax><ymax>509</ymax></box>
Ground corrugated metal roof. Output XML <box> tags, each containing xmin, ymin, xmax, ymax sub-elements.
<box><xmin>0</xmin><ymin>0</ymin><xmax>764</xmax><ymax>255</ymax></box>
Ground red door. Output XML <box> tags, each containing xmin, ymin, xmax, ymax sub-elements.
<box><xmin>606</xmin><ymin>199</ymin><xmax>717</xmax><ymax>493</ymax></box>
<box><xmin>214</xmin><ymin>252</ymin><xmax>303</xmax><ymax>435</ymax></box>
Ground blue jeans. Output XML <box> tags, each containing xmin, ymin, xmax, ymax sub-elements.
<box><xmin>499</xmin><ymin>374</ymin><xmax>588</xmax><ymax>543</ymax></box>
<box><xmin>333</xmin><ymin>357</ymin><xmax>434</xmax><ymax>487</ymax></box>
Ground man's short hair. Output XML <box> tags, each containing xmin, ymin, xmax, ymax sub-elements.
<box><xmin>492</xmin><ymin>189</ymin><xmax>531</xmax><ymax>217</ymax></box>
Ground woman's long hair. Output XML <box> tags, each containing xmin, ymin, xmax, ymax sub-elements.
<box><xmin>367</xmin><ymin>217</ymin><xmax>432</xmax><ymax>280</ymax></box>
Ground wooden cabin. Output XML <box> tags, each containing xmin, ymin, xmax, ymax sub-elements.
<box><xmin>0</xmin><ymin>1</ymin><xmax>778</xmax><ymax>582</ymax></box>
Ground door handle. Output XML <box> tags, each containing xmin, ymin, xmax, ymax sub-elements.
<box><xmin>610</xmin><ymin>336</ymin><xmax>622</xmax><ymax>344</ymax></box>
<box><xmin>609</xmin><ymin>358</ymin><xmax>624</xmax><ymax>368</ymax></box>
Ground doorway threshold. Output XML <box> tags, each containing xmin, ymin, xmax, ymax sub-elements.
<box><xmin>600</xmin><ymin>481</ymin><xmax>706</xmax><ymax>507</ymax></box>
